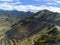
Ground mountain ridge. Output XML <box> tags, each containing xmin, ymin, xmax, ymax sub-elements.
<box><xmin>0</xmin><ymin>10</ymin><xmax>60</xmax><ymax>45</ymax></box>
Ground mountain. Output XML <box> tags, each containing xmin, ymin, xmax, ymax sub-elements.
<box><xmin>33</xmin><ymin>10</ymin><xmax>60</xmax><ymax>24</ymax></box>
<box><xmin>0</xmin><ymin>10</ymin><xmax>34</xmax><ymax>45</ymax></box>
<box><xmin>0</xmin><ymin>10</ymin><xmax>34</xmax><ymax>22</ymax></box>
<box><xmin>0</xmin><ymin>10</ymin><xmax>34</xmax><ymax>32</ymax></box>
<box><xmin>0</xmin><ymin>10</ymin><xmax>60</xmax><ymax>45</ymax></box>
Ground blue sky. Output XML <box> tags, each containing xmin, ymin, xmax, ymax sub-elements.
<box><xmin>0</xmin><ymin>0</ymin><xmax>60</xmax><ymax>12</ymax></box>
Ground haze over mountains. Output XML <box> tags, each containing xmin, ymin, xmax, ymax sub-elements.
<box><xmin>0</xmin><ymin>10</ymin><xmax>60</xmax><ymax>45</ymax></box>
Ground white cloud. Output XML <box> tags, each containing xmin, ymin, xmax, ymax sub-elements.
<box><xmin>43</xmin><ymin>6</ymin><xmax>60</xmax><ymax>13</ymax></box>
<box><xmin>0</xmin><ymin>0</ymin><xmax>22</xmax><ymax>5</ymax></box>
<box><xmin>0</xmin><ymin>0</ymin><xmax>13</xmax><ymax>2</ymax></box>
<box><xmin>46</xmin><ymin>0</ymin><xmax>60</xmax><ymax>5</ymax></box>
<box><xmin>6</xmin><ymin>2</ymin><xmax>22</xmax><ymax>5</ymax></box>
<box><xmin>54</xmin><ymin>0</ymin><xmax>60</xmax><ymax>4</ymax></box>
<box><xmin>13</xmin><ymin>2</ymin><xmax>22</xmax><ymax>4</ymax></box>
<box><xmin>0</xmin><ymin>3</ymin><xmax>14</xmax><ymax>10</ymax></box>
<box><xmin>34</xmin><ymin>0</ymin><xmax>52</xmax><ymax>2</ymax></box>
<box><xmin>0</xmin><ymin>1</ymin><xmax>60</xmax><ymax>13</ymax></box>
<box><xmin>34</xmin><ymin>0</ymin><xmax>60</xmax><ymax>5</ymax></box>
<box><xmin>1</xmin><ymin>4</ymin><xmax>60</xmax><ymax>13</ymax></box>
<box><xmin>0</xmin><ymin>0</ymin><xmax>20</xmax><ymax>2</ymax></box>
<box><xmin>1</xmin><ymin>0</ymin><xmax>60</xmax><ymax>13</ymax></box>
<box><xmin>47</xmin><ymin>2</ymin><xmax>58</xmax><ymax>5</ymax></box>
<box><xmin>15</xmin><ymin>5</ymin><xmax>28</xmax><ymax>11</ymax></box>
<box><xmin>15</xmin><ymin>5</ymin><xmax>60</xmax><ymax>13</ymax></box>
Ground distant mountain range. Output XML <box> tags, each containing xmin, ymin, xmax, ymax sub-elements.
<box><xmin>0</xmin><ymin>10</ymin><xmax>34</xmax><ymax>32</ymax></box>
<box><xmin>0</xmin><ymin>10</ymin><xmax>60</xmax><ymax>45</ymax></box>
<box><xmin>0</xmin><ymin>10</ymin><xmax>34</xmax><ymax>23</ymax></box>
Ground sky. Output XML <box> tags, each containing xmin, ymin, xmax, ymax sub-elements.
<box><xmin>0</xmin><ymin>0</ymin><xmax>60</xmax><ymax>12</ymax></box>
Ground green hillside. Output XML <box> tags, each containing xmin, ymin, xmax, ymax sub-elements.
<box><xmin>0</xmin><ymin>10</ymin><xmax>60</xmax><ymax>45</ymax></box>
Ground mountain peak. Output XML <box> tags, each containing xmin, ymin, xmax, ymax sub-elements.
<box><xmin>39</xmin><ymin>9</ymin><xmax>53</xmax><ymax>13</ymax></box>
<box><xmin>40</xmin><ymin>9</ymin><xmax>50</xmax><ymax>12</ymax></box>
<box><xmin>34</xmin><ymin>10</ymin><xmax>52</xmax><ymax>18</ymax></box>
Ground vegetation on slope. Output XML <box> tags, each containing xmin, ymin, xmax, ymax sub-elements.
<box><xmin>0</xmin><ymin>10</ymin><xmax>60</xmax><ymax>45</ymax></box>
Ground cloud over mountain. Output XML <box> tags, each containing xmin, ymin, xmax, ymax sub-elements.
<box><xmin>0</xmin><ymin>0</ymin><xmax>60</xmax><ymax>13</ymax></box>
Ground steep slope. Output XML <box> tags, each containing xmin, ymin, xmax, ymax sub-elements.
<box><xmin>34</xmin><ymin>10</ymin><xmax>60</xmax><ymax>25</ymax></box>
<box><xmin>0</xmin><ymin>10</ymin><xmax>34</xmax><ymax>45</ymax></box>
<box><xmin>0</xmin><ymin>10</ymin><xmax>34</xmax><ymax>34</ymax></box>
<box><xmin>0</xmin><ymin>10</ymin><xmax>34</xmax><ymax>24</ymax></box>
<box><xmin>4</xmin><ymin>10</ymin><xmax>60</xmax><ymax>45</ymax></box>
